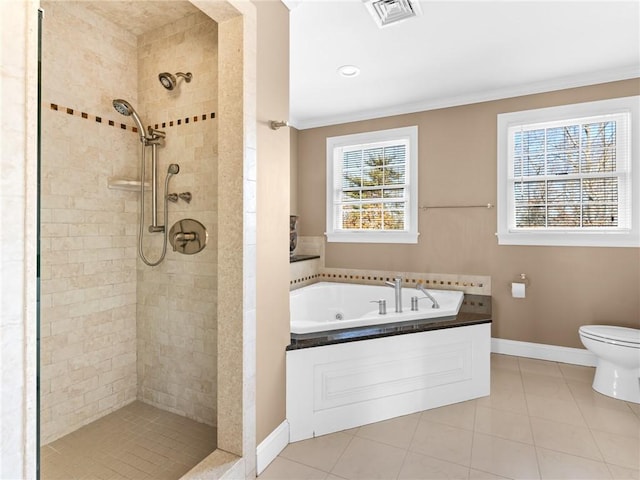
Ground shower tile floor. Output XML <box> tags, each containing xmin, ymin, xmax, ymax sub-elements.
<box><xmin>41</xmin><ymin>401</ymin><xmax>216</xmax><ymax>480</ymax></box>
<box><xmin>260</xmin><ymin>354</ymin><xmax>640</xmax><ymax>480</ymax></box>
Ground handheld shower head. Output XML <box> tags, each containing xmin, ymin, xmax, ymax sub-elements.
<box><xmin>113</xmin><ymin>99</ymin><xmax>133</xmax><ymax>116</ymax></box>
<box><xmin>112</xmin><ymin>99</ymin><xmax>146</xmax><ymax>142</ymax></box>
<box><xmin>167</xmin><ymin>164</ymin><xmax>180</xmax><ymax>175</ymax></box>
<box><xmin>158</xmin><ymin>72</ymin><xmax>193</xmax><ymax>91</ymax></box>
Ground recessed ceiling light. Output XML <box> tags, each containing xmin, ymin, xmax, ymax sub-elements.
<box><xmin>338</xmin><ymin>65</ymin><xmax>361</xmax><ymax>78</ymax></box>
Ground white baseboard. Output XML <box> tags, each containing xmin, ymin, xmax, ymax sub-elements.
<box><xmin>491</xmin><ymin>337</ymin><xmax>597</xmax><ymax>367</ymax></box>
<box><xmin>256</xmin><ymin>420</ymin><xmax>289</xmax><ymax>475</ymax></box>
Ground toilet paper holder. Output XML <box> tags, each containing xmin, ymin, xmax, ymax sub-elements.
<box><xmin>511</xmin><ymin>273</ymin><xmax>529</xmax><ymax>299</ymax></box>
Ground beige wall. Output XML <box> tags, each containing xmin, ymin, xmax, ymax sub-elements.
<box><xmin>255</xmin><ymin>0</ymin><xmax>290</xmax><ymax>445</ymax></box>
<box><xmin>297</xmin><ymin>79</ymin><xmax>640</xmax><ymax>349</ymax></box>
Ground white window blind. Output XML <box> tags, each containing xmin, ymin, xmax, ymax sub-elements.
<box><xmin>338</xmin><ymin>140</ymin><xmax>408</xmax><ymax>231</ymax></box>
<box><xmin>497</xmin><ymin>96</ymin><xmax>640</xmax><ymax>247</ymax></box>
<box><xmin>326</xmin><ymin>126</ymin><xmax>418</xmax><ymax>243</ymax></box>
<box><xmin>509</xmin><ymin>113</ymin><xmax>630</xmax><ymax>230</ymax></box>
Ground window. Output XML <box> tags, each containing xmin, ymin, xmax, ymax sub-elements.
<box><xmin>326</xmin><ymin>126</ymin><xmax>418</xmax><ymax>243</ymax></box>
<box><xmin>497</xmin><ymin>96</ymin><xmax>639</xmax><ymax>247</ymax></box>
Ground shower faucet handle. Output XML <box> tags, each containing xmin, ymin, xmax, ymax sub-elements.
<box><xmin>167</xmin><ymin>193</ymin><xmax>179</xmax><ymax>203</ymax></box>
<box><xmin>179</xmin><ymin>192</ymin><xmax>192</xmax><ymax>203</ymax></box>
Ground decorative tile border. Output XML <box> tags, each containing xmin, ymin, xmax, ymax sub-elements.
<box><xmin>291</xmin><ymin>268</ymin><xmax>490</xmax><ymax>295</ymax></box>
<box><xmin>289</xmin><ymin>273</ymin><xmax>321</xmax><ymax>290</ymax></box>
<box><xmin>319</xmin><ymin>269</ymin><xmax>491</xmax><ymax>295</ymax></box>
<box><xmin>288</xmin><ymin>237</ymin><xmax>491</xmax><ymax>295</ymax></box>
<box><xmin>151</xmin><ymin>112</ymin><xmax>215</xmax><ymax>130</ymax></box>
<box><xmin>290</xmin><ymin>254</ymin><xmax>322</xmax><ymax>290</ymax></box>
<box><xmin>49</xmin><ymin>102</ymin><xmax>139</xmax><ymax>133</ymax></box>
<box><xmin>47</xmin><ymin>102</ymin><xmax>215</xmax><ymax>134</ymax></box>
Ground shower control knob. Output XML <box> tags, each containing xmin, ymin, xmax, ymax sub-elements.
<box><xmin>169</xmin><ymin>218</ymin><xmax>207</xmax><ymax>255</ymax></box>
<box><xmin>179</xmin><ymin>192</ymin><xmax>192</xmax><ymax>203</ymax></box>
<box><xmin>173</xmin><ymin>232</ymin><xmax>197</xmax><ymax>251</ymax></box>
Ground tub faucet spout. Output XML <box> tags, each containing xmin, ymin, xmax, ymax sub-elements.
<box><xmin>385</xmin><ymin>277</ymin><xmax>403</xmax><ymax>313</ymax></box>
<box><xmin>417</xmin><ymin>283</ymin><xmax>440</xmax><ymax>309</ymax></box>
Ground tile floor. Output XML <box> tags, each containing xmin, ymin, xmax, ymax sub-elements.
<box><xmin>260</xmin><ymin>354</ymin><xmax>640</xmax><ymax>480</ymax></box>
<box><xmin>40</xmin><ymin>401</ymin><xmax>216</xmax><ymax>480</ymax></box>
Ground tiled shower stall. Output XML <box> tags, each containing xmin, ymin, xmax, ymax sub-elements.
<box><xmin>39</xmin><ymin>0</ymin><xmax>219</xmax><ymax>467</ymax></box>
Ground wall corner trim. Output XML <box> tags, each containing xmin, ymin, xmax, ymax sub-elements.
<box><xmin>256</xmin><ymin>420</ymin><xmax>290</xmax><ymax>475</ymax></box>
<box><xmin>491</xmin><ymin>337</ymin><xmax>597</xmax><ymax>367</ymax></box>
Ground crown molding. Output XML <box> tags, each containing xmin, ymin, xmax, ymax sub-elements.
<box><xmin>291</xmin><ymin>66</ymin><xmax>640</xmax><ymax>130</ymax></box>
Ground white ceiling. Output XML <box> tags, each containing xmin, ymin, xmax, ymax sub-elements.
<box><xmin>286</xmin><ymin>0</ymin><xmax>640</xmax><ymax>129</ymax></box>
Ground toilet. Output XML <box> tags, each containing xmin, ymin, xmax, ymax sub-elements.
<box><xmin>579</xmin><ymin>325</ymin><xmax>640</xmax><ymax>404</ymax></box>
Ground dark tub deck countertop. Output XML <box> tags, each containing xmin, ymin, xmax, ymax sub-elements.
<box><xmin>289</xmin><ymin>254</ymin><xmax>321</xmax><ymax>263</ymax></box>
<box><xmin>287</xmin><ymin>294</ymin><xmax>492</xmax><ymax>350</ymax></box>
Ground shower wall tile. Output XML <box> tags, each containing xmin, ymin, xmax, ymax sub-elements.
<box><xmin>40</xmin><ymin>1</ymin><xmax>139</xmax><ymax>444</ymax></box>
<box><xmin>41</xmin><ymin>2</ymin><xmax>137</xmax><ymax>121</ymax></box>
<box><xmin>136</xmin><ymin>11</ymin><xmax>219</xmax><ymax>427</ymax></box>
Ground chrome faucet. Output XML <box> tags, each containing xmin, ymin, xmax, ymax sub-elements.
<box><xmin>385</xmin><ymin>277</ymin><xmax>403</xmax><ymax>313</ymax></box>
<box><xmin>417</xmin><ymin>283</ymin><xmax>440</xmax><ymax>309</ymax></box>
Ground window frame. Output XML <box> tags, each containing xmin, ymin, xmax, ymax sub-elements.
<box><xmin>326</xmin><ymin>126</ymin><xmax>419</xmax><ymax>243</ymax></box>
<box><xmin>497</xmin><ymin>96</ymin><xmax>640</xmax><ymax>248</ymax></box>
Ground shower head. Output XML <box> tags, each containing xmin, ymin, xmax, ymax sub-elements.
<box><xmin>112</xmin><ymin>99</ymin><xmax>146</xmax><ymax>142</ymax></box>
<box><xmin>167</xmin><ymin>164</ymin><xmax>180</xmax><ymax>175</ymax></box>
<box><xmin>158</xmin><ymin>72</ymin><xmax>193</xmax><ymax>91</ymax></box>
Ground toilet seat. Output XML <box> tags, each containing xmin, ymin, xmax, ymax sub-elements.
<box><xmin>579</xmin><ymin>325</ymin><xmax>640</xmax><ymax>348</ymax></box>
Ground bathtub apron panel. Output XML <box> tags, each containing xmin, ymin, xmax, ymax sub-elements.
<box><xmin>286</xmin><ymin>323</ymin><xmax>490</xmax><ymax>442</ymax></box>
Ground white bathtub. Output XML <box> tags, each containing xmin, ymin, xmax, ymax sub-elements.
<box><xmin>290</xmin><ymin>282</ymin><xmax>464</xmax><ymax>334</ymax></box>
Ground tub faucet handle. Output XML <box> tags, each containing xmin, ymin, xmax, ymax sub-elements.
<box><xmin>370</xmin><ymin>299</ymin><xmax>387</xmax><ymax>315</ymax></box>
<box><xmin>411</xmin><ymin>295</ymin><xmax>432</xmax><ymax>311</ymax></box>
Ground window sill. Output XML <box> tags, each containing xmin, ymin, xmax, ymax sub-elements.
<box><xmin>326</xmin><ymin>231</ymin><xmax>419</xmax><ymax>244</ymax></box>
<box><xmin>497</xmin><ymin>230</ymin><xmax>639</xmax><ymax>248</ymax></box>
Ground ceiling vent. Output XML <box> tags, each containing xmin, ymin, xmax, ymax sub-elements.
<box><xmin>363</xmin><ymin>0</ymin><xmax>422</xmax><ymax>28</ymax></box>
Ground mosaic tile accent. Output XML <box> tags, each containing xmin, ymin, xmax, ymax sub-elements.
<box><xmin>319</xmin><ymin>268</ymin><xmax>491</xmax><ymax>295</ymax></box>
<box><xmin>320</xmin><ymin>272</ymin><xmax>485</xmax><ymax>288</ymax></box>
<box><xmin>290</xmin><ymin>273</ymin><xmax>321</xmax><ymax>288</ymax></box>
<box><xmin>290</xmin><ymin>255</ymin><xmax>322</xmax><ymax>290</ymax></box>
<box><xmin>287</xmin><ymin>238</ymin><xmax>490</xmax><ymax>295</ymax></box>
<box><xmin>152</xmin><ymin>112</ymin><xmax>215</xmax><ymax>130</ymax></box>
<box><xmin>290</xmin><ymin>265</ymin><xmax>491</xmax><ymax>295</ymax></box>
<box><xmin>47</xmin><ymin>102</ymin><xmax>215</xmax><ymax>135</ymax></box>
